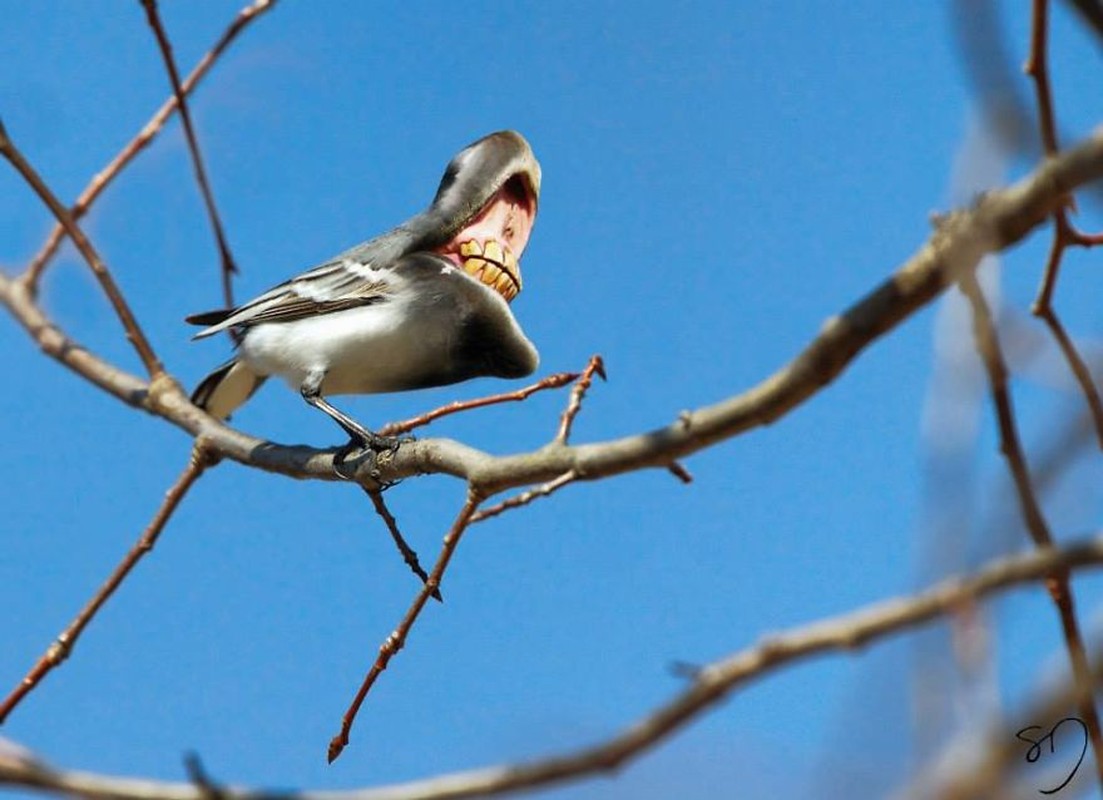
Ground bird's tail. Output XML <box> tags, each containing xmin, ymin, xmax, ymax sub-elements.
<box><xmin>192</xmin><ymin>358</ymin><xmax>267</xmax><ymax>421</ymax></box>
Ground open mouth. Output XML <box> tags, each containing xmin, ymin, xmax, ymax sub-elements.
<box><xmin>436</xmin><ymin>172</ymin><xmax>536</xmax><ymax>304</ymax></box>
<box><xmin>458</xmin><ymin>239</ymin><xmax>521</xmax><ymax>302</ymax></box>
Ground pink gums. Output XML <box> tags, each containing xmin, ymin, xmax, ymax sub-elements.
<box><xmin>435</xmin><ymin>177</ymin><xmax>536</xmax><ymax>268</ymax></box>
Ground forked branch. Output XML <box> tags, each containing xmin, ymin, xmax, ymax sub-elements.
<box><xmin>22</xmin><ymin>0</ymin><xmax>276</xmax><ymax>291</ymax></box>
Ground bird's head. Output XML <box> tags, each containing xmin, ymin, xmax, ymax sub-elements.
<box><xmin>426</xmin><ymin>131</ymin><xmax>541</xmax><ymax>304</ymax></box>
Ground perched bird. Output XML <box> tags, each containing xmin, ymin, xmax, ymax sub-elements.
<box><xmin>188</xmin><ymin>131</ymin><xmax>541</xmax><ymax>448</ymax></box>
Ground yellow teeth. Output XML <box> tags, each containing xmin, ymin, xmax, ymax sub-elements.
<box><xmin>458</xmin><ymin>239</ymin><xmax>521</xmax><ymax>302</ymax></box>
<box><xmin>483</xmin><ymin>240</ymin><xmax>504</xmax><ymax>264</ymax></box>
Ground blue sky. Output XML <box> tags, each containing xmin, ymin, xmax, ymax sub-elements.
<box><xmin>3</xmin><ymin>3</ymin><xmax>1103</xmax><ymax>798</ymax></box>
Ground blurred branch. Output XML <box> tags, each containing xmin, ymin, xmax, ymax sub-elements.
<box><xmin>1025</xmin><ymin>0</ymin><xmax>1103</xmax><ymax>449</ymax></box>
<box><xmin>8</xmin><ymin>532</ymin><xmax>1103</xmax><ymax>799</ymax></box>
<box><xmin>901</xmin><ymin>639</ymin><xmax>1103</xmax><ymax>798</ymax></box>
<box><xmin>954</xmin><ymin>0</ymin><xmax>1103</xmax><ymax>205</ymax></box>
<box><xmin>959</xmin><ymin>272</ymin><xmax>1103</xmax><ymax>786</ymax></box>
<box><xmin>1063</xmin><ymin>0</ymin><xmax>1103</xmax><ymax>42</ymax></box>
<box><xmin>22</xmin><ymin>0</ymin><xmax>276</xmax><ymax>292</ymax></box>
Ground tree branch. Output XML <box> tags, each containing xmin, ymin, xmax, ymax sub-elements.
<box><xmin>959</xmin><ymin>272</ymin><xmax>1103</xmax><ymax>786</ymax></box>
<box><xmin>0</xmin><ymin>121</ymin><xmax>163</xmax><ymax>376</ymax></box>
<box><xmin>21</xmin><ymin>0</ymin><xmax>276</xmax><ymax>292</ymax></box>
<box><xmin>7</xmin><ymin>532</ymin><xmax>1103</xmax><ymax>800</ymax></box>
<box><xmin>0</xmin><ymin>450</ymin><xmax>213</xmax><ymax>723</ymax></box>
<box><xmin>5</xmin><ymin>129</ymin><xmax>1103</xmax><ymax>495</ymax></box>
<box><xmin>139</xmin><ymin>0</ymin><xmax>240</xmax><ymax>312</ymax></box>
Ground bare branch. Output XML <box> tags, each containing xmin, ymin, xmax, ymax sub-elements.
<box><xmin>139</xmin><ymin>0</ymin><xmax>240</xmax><ymax>312</ymax></box>
<box><xmin>1025</xmin><ymin>0</ymin><xmax>1061</xmax><ymax>156</ymax></box>
<box><xmin>555</xmin><ymin>355</ymin><xmax>605</xmax><ymax>444</ymax></box>
<box><xmin>328</xmin><ymin>491</ymin><xmax>483</xmax><ymax>763</ymax></box>
<box><xmin>22</xmin><ymin>0</ymin><xmax>276</xmax><ymax>291</ymax></box>
<box><xmin>0</xmin><ymin>449</ymin><xmax>213</xmax><ymax>723</ymax></box>
<box><xmin>377</xmin><ymin>371</ymin><xmax>579</xmax><ymax>437</ymax></box>
<box><xmin>0</xmin><ymin>120</ymin><xmax>163</xmax><ymax>376</ymax></box>
<box><xmin>1025</xmin><ymin>0</ymin><xmax>1103</xmax><ymax>449</ymax></box>
<box><xmin>361</xmin><ymin>487</ymin><xmax>440</xmax><ymax>601</ymax></box>
<box><xmin>8</xmin><ymin>533</ymin><xmax>1103</xmax><ymax>800</ymax></box>
<box><xmin>959</xmin><ymin>272</ymin><xmax>1103</xmax><ymax>786</ymax></box>
<box><xmin>469</xmin><ymin>470</ymin><xmax>578</xmax><ymax>523</ymax></box>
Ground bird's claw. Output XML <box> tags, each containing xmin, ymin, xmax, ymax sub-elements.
<box><xmin>332</xmin><ymin>432</ymin><xmax>416</xmax><ymax>481</ymax></box>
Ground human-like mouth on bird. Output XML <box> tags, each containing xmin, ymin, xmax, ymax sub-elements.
<box><xmin>455</xmin><ymin>238</ymin><xmax>521</xmax><ymax>302</ymax></box>
<box><xmin>436</xmin><ymin>173</ymin><xmax>535</xmax><ymax>303</ymax></box>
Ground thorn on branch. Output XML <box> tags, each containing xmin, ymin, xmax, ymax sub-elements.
<box><xmin>668</xmin><ymin>660</ymin><xmax>703</xmax><ymax>680</ymax></box>
<box><xmin>667</xmin><ymin>462</ymin><xmax>693</xmax><ymax>484</ymax></box>
<box><xmin>183</xmin><ymin>752</ymin><xmax>225</xmax><ymax>800</ymax></box>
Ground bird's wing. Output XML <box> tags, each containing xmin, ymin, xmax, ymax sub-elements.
<box><xmin>188</xmin><ymin>256</ymin><xmax>396</xmax><ymax>338</ymax></box>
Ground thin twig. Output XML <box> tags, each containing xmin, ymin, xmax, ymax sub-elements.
<box><xmin>1036</xmin><ymin>303</ymin><xmax>1103</xmax><ymax>448</ymax></box>
<box><xmin>361</xmin><ymin>487</ymin><xmax>440</xmax><ymax>601</ymax></box>
<box><xmin>22</xmin><ymin>0</ymin><xmax>276</xmax><ymax>292</ymax></box>
<box><xmin>328</xmin><ymin>490</ymin><xmax>483</xmax><ymax>763</ymax></box>
<box><xmin>556</xmin><ymin>355</ymin><xmax>606</xmax><ymax>444</ymax></box>
<box><xmin>9</xmin><ymin>534</ymin><xmax>1103</xmax><ymax>800</ymax></box>
<box><xmin>1025</xmin><ymin>0</ymin><xmax>1103</xmax><ymax>448</ymax></box>
<box><xmin>959</xmin><ymin>272</ymin><xmax>1103</xmax><ymax>788</ymax></box>
<box><xmin>378</xmin><ymin>371</ymin><xmax>579</xmax><ymax>437</ymax></box>
<box><xmin>0</xmin><ymin>120</ymin><xmax>163</xmax><ymax>377</ymax></box>
<box><xmin>0</xmin><ymin>448</ymin><xmax>213</xmax><ymax>723</ymax></box>
<box><xmin>470</xmin><ymin>470</ymin><xmax>578</xmax><ymax>523</ymax></box>
<box><xmin>1019</xmin><ymin>8</ymin><xmax>1103</xmax><ymax>778</ymax></box>
<box><xmin>139</xmin><ymin>0</ymin><xmax>239</xmax><ymax>313</ymax></box>
<box><xmin>1025</xmin><ymin>0</ymin><xmax>1060</xmax><ymax>155</ymax></box>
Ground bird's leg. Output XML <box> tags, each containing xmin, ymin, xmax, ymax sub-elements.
<box><xmin>300</xmin><ymin>371</ymin><xmax>401</xmax><ymax>453</ymax></box>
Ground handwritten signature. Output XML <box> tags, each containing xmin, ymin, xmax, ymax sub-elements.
<box><xmin>1016</xmin><ymin>717</ymin><xmax>1088</xmax><ymax>795</ymax></box>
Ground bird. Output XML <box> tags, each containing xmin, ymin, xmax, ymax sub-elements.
<box><xmin>187</xmin><ymin>130</ymin><xmax>541</xmax><ymax>449</ymax></box>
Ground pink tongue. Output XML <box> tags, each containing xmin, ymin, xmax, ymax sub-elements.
<box><xmin>448</xmin><ymin>184</ymin><xmax>535</xmax><ymax>259</ymax></box>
